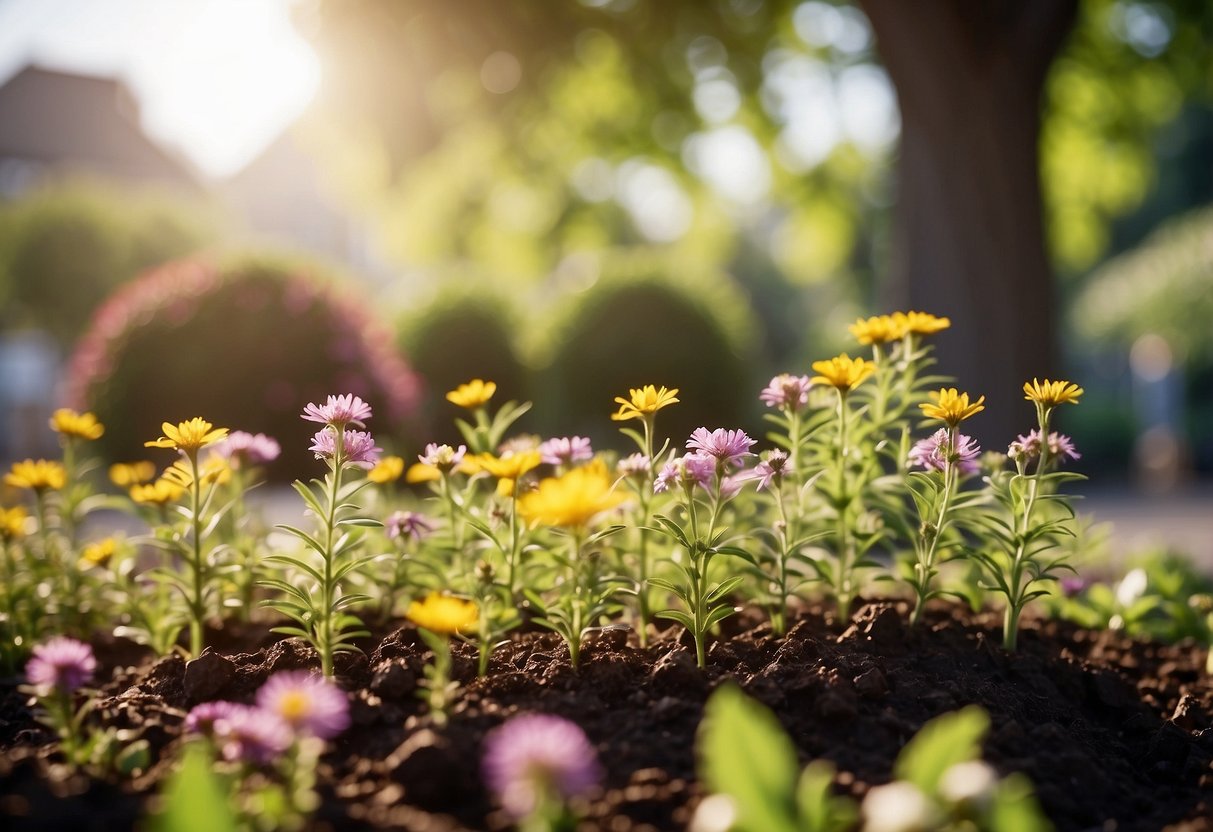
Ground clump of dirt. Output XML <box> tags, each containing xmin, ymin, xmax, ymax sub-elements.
<box><xmin>3</xmin><ymin>600</ymin><xmax>1212</xmax><ymax>831</ymax></box>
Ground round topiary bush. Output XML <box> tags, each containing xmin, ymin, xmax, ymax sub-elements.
<box><xmin>531</xmin><ymin>251</ymin><xmax>759</xmax><ymax>448</ymax></box>
<box><xmin>64</xmin><ymin>255</ymin><xmax>420</xmax><ymax>480</ymax></box>
<box><xmin>397</xmin><ymin>284</ymin><xmax>532</xmax><ymax>443</ymax></box>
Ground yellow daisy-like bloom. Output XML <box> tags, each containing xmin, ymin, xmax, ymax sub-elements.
<box><xmin>109</xmin><ymin>461</ymin><xmax>157</xmax><ymax>488</ymax></box>
<box><xmin>921</xmin><ymin>388</ymin><xmax>986</xmax><ymax>427</ymax></box>
<box><xmin>810</xmin><ymin>354</ymin><xmax>875</xmax><ymax>392</ymax></box>
<box><xmin>406</xmin><ymin>592</ymin><xmax>479</xmax><ymax>636</ymax></box>
<box><xmin>518</xmin><ymin>459</ymin><xmax>627</xmax><ymax>529</ymax></box>
<box><xmin>130</xmin><ymin>479</ymin><xmax>187</xmax><ymax>506</ymax></box>
<box><xmin>1023</xmin><ymin>378</ymin><xmax>1083</xmax><ymax>409</ymax></box>
<box><xmin>368</xmin><ymin>455</ymin><xmax>405</xmax><ymax>484</ymax></box>
<box><xmin>79</xmin><ymin>537</ymin><xmax>118</xmax><ymax>569</ymax></box>
<box><xmin>162</xmin><ymin>456</ymin><xmax>231</xmax><ymax>489</ymax></box>
<box><xmin>446</xmin><ymin>379</ymin><xmax>497</xmax><ymax>409</ymax></box>
<box><xmin>848</xmin><ymin>315</ymin><xmax>903</xmax><ymax>345</ymax></box>
<box><xmin>892</xmin><ymin>310</ymin><xmax>951</xmax><ymax>335</ymax></box>
<box><xmin>0</xmin><ymin>506</ymin><xmax>27</xmax><ymax>540</ymax></box>
<box><xmin>476</xmin><ymin>450</ymin><xmax>542</xmax><ymax>482</ymax></box>
<box><xmin>4</xmin><ymin>459</ymin><xmax>67</xmax><ymax>492</ymax></box>
<box><xmin>610</xmin><ymin>385</ymin><xmax>680</xmax><ymax>422</ymax></box>
<box><xmin>145</xmin><ymin>418</ymin><xmax>229</xmax><ymax>455</ymax></box>
<box><xmin>49</xmin><ymin>408</ymin><xmax>105</xmax><ymax>441</ymax></box>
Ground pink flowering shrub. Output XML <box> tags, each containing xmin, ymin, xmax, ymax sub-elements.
<box><xmin>64</xmin><ymin>256</ymin><xmax>420</xmax><ymax>480</ymax></box>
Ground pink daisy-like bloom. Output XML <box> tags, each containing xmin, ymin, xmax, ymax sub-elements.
<box><xmin>686</xmin><ymin>428</ymin><xmax>757</xmax><ymax>469</ymax></box>
<box><xmin>653</xmin><ymin>453</ymin><xmax>715</xmax><ymax>494</ymax></box>
<box><xmin>616</xmin><ymin>453</ymin><xmax>650</xmax><ymax>480</ymax></box>
<box><xmin>309</xmin><ymin>429</ymin><xmax>382</xmax><ymax>469</ymax></box>
<box><xmin>183</xmin><ymin>700</ymin><xmax>241</xmax><ymax>736</ymax></box>
<box><xmin>482</xmin><ymin>714</ymin><xmax>602</xmax><ymax>819</ymax></box>
<box><xmin>184</xmin><ymin>701</ymin><xmax>292</xmax><ymax>763</ymax></box>
<box><xmin>256</xmin><ymin>671</ymin><xmax>350</xmax><ymax>740</ymax></box>
<box><xmin>26</xmin><ymin>637</ymin><xmax>96</xmax><ymax>692</ymax></box>
<box><xmin>748</xmin><ymin>449</ymin><xmax>790</xmax><ymax>491</ymax></box>
<box><xmin>759</xmin><ymin>374</ymin><xmax>813</xmax><ymax>411</ymax></box>
<box><xmin>538</xmin><ymin>436</ymin><xmax>594</xmax><ymax>467</ymax></box>
<box><xmin>301</xmin><ymin>394</ymin><xmax>373</xmax><ymax>428</ymax></box>
<box><xmin>909</xmin><ymin>429</ymin><xmax>981</xmax><ymax>476</ymax></box>
<box><xmin>211</xmin><ymin>431</ymin><xmax>281</xmax><ymax>467</ymax></box>
<box><xmin>386</xmin><ymin>511</ymin><xmax>436</xmax><ymax>542</ymax></box>
<box><xmin>419</xmin><ymin>443</ymin><xmax>467</xmax><ymax>471</ymax></box>
<box><xmin>1008</xmin><ymin>429</ymin><xmax>1081</xmax><ymax>464</ymax></box>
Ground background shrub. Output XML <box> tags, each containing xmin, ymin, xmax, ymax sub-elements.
<box><xmin>397</xmin><ymin>283</ymin><xmax>532</xmax><ymax>444</ymax></box>
<box><xmin>65</xmin><ymin>254</ymin><xmax>420</xmax><ymax>480</ymax></box>
<box><xmin>530</xmin><ymin>251</ymin><xmax>760</xmax><ymax>449</ymax></box>
<box><xmin>0</xmin><ymin>180</ymin><xmax>220</xmax><ymax>347</ymax></box>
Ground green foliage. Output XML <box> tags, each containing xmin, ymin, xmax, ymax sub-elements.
<box><xmin>67</xmin><ymin>255</ymin><xmax>418</xmax><ymax>481</ymax></box>
<box><xmin>150</xmin><ymin>743</ymin><xmax>238</xmax><ymax>832</ymax></box>
<box><xmin>893</xmin><ymin>706</ymin><xmax>989</xmax><ymax>793</ymax></box>
<box><xmin>0</xmin><ymin>180</ymin><xmax>219</xmax><ymax>345</ymax></box>
<box><xmin>397</xmin><ymin>284</ymin><xmax>532</xmax><ymax>442</ymax></box>
<box><xmin>533</xmin><ymin>252</ymin><xmax>758</xmax><ymax>448</ymax></box>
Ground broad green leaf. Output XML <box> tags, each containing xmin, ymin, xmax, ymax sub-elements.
<box><xmin>698</xmin><ymin>684</ymin><xmax>801</xmax><ymax>832</ymax></box>
<box><xmin>893</xmin><ymin>706</ymin><xmax>990</xmax><ymax>793</ymax></box>
<box><xmin>149</xmin><ymin>743</ymin><xmax>237</xmax><ymax>832</ymax></box>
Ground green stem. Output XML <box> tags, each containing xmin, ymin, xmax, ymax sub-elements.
<box><xmin>1003</xmin><ymin>409</ymin><xmax>1051</xmax><ymax>650</ymax></box>
<box><xmin>319</xmin><ymin>429</ymin><xmax>345</xmax><ymax>678</ymax></box>
<box><xmin>911</xmin><ymin>438</ymin><xmax>957</xmax><ymax>626</ymax></box>
<box><xmin>188</xmin><ymin>452</ymin><xmax>205</xmax><ymax>657</ymax></box>
<box><xmin>835</xmin><ymin>390</ymin><xmax>853</xmax><ymax>622</ymax></box>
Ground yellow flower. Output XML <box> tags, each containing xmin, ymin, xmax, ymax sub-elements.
<box><xmin>405</xmin><ymin>458</ymin><xmax>480</xmax><ymax>484</ymax></box>
<box><xmin>368</xmin><ymin>455</ymin><xmax>405</xmax><ymax>484</ymax></box>
<box><xmin>0</xmin><ymin>506</ymin><xmax>27</xmax><ymax>540</ymax></box>
<box><xmin>518</xmin><ymin>460</ymin><xmax>627</xmax><ymax>529</ymax></box>
<box><xmin>848</xmin><ymin>315</ymin><xmax>903</xmax><ymax>345</ymax></box>
<box><xmin>610</xmin><ymin>385</ymin><xmax>680</xmax><ymax>422</ymax></box>
<box><xmin>892</xmin><ymin>311</ymin><xmax>951</xmax><ymax>335</ymax></box>
<box><xmin>476</xmin><ymin>450</ymin><xmax>542</xmax><ymax>482</ymax></box>
<box><xmin>446</xmin><ymin>379</ymin><xmax>497</xmax><ymax>409</ymax></box>
<box><xmin>921</xmin><ymin>388</ymin><xmax>986</xmax><ymax>427</ymax></box>
<box><xmin>1023</xmin><ymin>378</ymin><xmax>1083</xmax><ymax>409</ymax></box>
<box><xmin>4</xmin><ymin>460</ymin><xmax>67</xmax><ymax>492</ymax></box>
<box><xmin>162</xmin><ymin>456</ymin><xmax>231</xmax><ymax>489</ymax></box>
<box><xmin>406</xmin><ymin>592</ymin><xmax>479</xmax><ymax>636</ymax></box>
<box><xmin>79</xmin><ymin>537</ymin><xmax>118</xmax><ymax>569</ymax></box>
<box><xmin>109</xmin><ymin>461</ymin><xmax>157</xmax><ymax>488</ymax></box>
<box><xmin>810</xmin><ymin>354</ymin><xmax>875</xmax><ymax>392</ymax></box>
<box><xmin>130</xmin><ymin>479</ymin><xmax>186</xmax><ymax>506</ymax></box>
<box><xmin>50</xmin><ymin>408</ymin><xmax>104</xmax><ymax>441</ymax></box>
<box><xmin>145</xmin><ymin>418</ymin><xmax>229</xmax><ymax>455</ymax></box>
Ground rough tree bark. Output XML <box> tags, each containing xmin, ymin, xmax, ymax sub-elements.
<box><xmin>859</xmin><ymin>0</ymin><xmax>1079</xmax><ymax>445</ymax></box>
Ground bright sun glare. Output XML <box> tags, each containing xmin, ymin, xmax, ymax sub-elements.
<box><xmin>7</xmin><ymin>0</ymin><xmax>321</xmax><ymax>178</ymax></box>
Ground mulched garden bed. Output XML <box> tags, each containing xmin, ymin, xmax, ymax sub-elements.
<box><xmin>2</xmin><ymin>600</ymin><xmax>1212</xmax><ymax>832</ymax></box>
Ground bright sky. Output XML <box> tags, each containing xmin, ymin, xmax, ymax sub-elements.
<box><xmin>0</xmin><ymin>0</ymin><xmax>321</xmax><ymax>178</ymax></box>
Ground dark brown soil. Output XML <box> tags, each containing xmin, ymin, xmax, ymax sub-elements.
<box><xmin>3</xmin><ymin>600</ymin><xmax>1213</xmax><ymax>831</ymax></box>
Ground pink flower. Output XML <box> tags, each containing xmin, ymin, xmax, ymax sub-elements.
<box><xmin>386</xmin><ymin>511</ymin><xmax>435</xmax><ymax>542</ymax></box>
<box><xmin>482</xmin><ymin>714</ymin><xmax>601</xmax><ymax>819</ymax></box>
<box><xmin>749</xmin><ymin>449</ymin><xmax>790</xmax><ymax>491</ymax></box>
<box><xmin>301</xmin><ymin>394</ymin><xmax>373</xmax><ymax>428</ymax></box>
<box><xmin>909</xmin><ymin>429</ymin><xmax>981</xmax><ymax>476</ymax></box>
<box><xmin>616</xmin><ymin>453</ymin><xmax>650</xmax><ymax>480</ymax></box>
<box><xmin>686</xmin><ymin>428</ymin><xmax>756</xmax><ymax>468</ymax></box>
<box><xmin>256</xmin><ymin>671</ymin><xmax>350</xmax><ymax>740</ymax></box>
<box><xmin>760</xmin><ymin>374</ymin><xmax>812</xmax><ymax>410</ymax></box>
<box><xmin>419</xmin><ymin>443</ymin><xmax>466</xmax><ymax>471</ymax></box>
<box><xmin>654</xmin><ymin>453</ymin><xmax>716</xmax><ymax>494</ymax></box>
<box><xmin>539</xmin><ymin>436</ymin><xmax>593</xmax><ymax>467</ymax></box>
<box><xmin>26</xmin><ymin>637</ymin><xmax>96</xmax><ymax>692</ymax></box>
<box><xmin>211</xmin><ymin>431</ymin><xmax>281</xmax><ymax>467</ymax></box>
<box><xmin>309</xmin><ymin>428</ymin><xmax>382</xmax><ymax>469</ymax></box>
<box><xmin>1008</xmin><ymin>429</ymin><xmax>1081</xmax><ymax>464</ymax></box>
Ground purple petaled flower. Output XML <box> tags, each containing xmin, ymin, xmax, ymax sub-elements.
<box><xmin>653</xmin><ymin>453</ymin><xmax>715</xmax><ymax>494</ymax></box>
<box><xmin>759</xmin><ymin>374</ymin><xmax>813</xmax><ymax>411</ymax></box>
<box><xmin>256</xmin><ymin>671</ymin><xmax>350</xmax><ymax>740</ymax></box>
<box><xmin>309</xmin><ymin>429</ymin><xmax>382</xmax><ymax>469</ymax></box>
<box><xmin>686</xmin><ymin>428</ymin><xmax>757</xmax><ymax>468</ymax></box>
<box><xmin>301</xmin><ymin>394</ymin><xmax>373</xmax><ymax>428</ymax></box>
<box><xmin>1060</xmin><ymin>576</ymin><xmax>1087</xmax><ymax>598</ymax></box>
<box><xmin>1008</xmin><ymin>429</ymin><xmax>1081</xmax><ymax>464</ymax></box>
<box><xmin>183</xmin><ymin>700</ymin><xmax>241</xmax><ymax>736</ymax></box>
<box><xmin>482</xmin><ymin>714</ymin><xmax>602</xmax><ymax>819</ymax></box>
<box><xmin>539</xmin><ymin>436</ymin><xmax>594</xmax><ymax>467</ymax></box>
<box><xmin>211</xmin><ymin>431</ymin><xmax>281</xmax><ymax>467</ymax></box>
<box><xmin>419</xmin><ymin>443</ymin><xmax>467</xmax><ymax>471</ymax></box>
<box><xmin>386</xmin><ymin>510</ymin><xmax>436</xmax><ymax>542</ymax></box>
<box><xmin>26</xmin><ymin>637</ymin><xmax>96</xmax><ymax>692</ymax></box>
<box><xmin>909</xmin><ymin>429</ymin><xmax>981</xmax><ymax>476</ymax></box>
<box><xmin>750</xmin><ymin>449</ymin><xmax>790</xmax><ymax>491</ymax></box>
<box><xmin>184</xmin><ymin>701</ymin><xmax>292</xmax><ymax>763</ymax></box>
<box><xmin>616</xmin><ymin>453</ymin><xmax>650</xmax><ymax>479</ymax></box>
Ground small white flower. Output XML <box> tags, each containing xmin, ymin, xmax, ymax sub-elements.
<box><xmin>1116</xmin><ymin>568</ymin><xmax>1149</xmax><ymax>609</ymax></box>
<box><xmin>689</xmin><ymin>794</ymin><xmax>737</xmax><ymax>832</ymax></box>
<box><xmin>861</xmin><ymin>781</ymin><xmax>934</xmax><ymax>832</ymax></box>
<box><xmin>938</xmin><ymin>760</ymin><xmax>998</xmax><ymax>808</ymax></box>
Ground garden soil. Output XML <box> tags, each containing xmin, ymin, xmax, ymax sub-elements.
<box><xmin>3</xmin><ymin>600</ymin><xmax>1213</xmax><ymax>831</ymax></box>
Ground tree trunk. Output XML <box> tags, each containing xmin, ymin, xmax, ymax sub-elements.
<box><xmin>860</xmin><ymin>0</ymin><xmax>1078</xmax><ymax>446</ymax></box>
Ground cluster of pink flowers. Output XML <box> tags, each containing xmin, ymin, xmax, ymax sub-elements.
<box><xmin>539</xmin><ymin>436</ymin><xmax>593</xmax><ymax>467</ymax></box>
<box><xmin>211</xmin><ymin>431</ymin><xmax>281</xmax><ymax>467</ymax></box>
<box><xmin>185</xmin><ymin>671</ymin><xmax>349</xmax><ymax>764</ymax></box>
<box><xmin>909</xmin><ymin>429</ymin><xmax>982</xmax><ymax>476</ymax></box>
<box><xmin>304</xmin><ymin>394</ymin><xmax>383</xmax><ymax>469</ymax></box>
<box><xmin>759</xmin><ymin>374</ymin><xmax>813</xmax><ymax>411</ymax></box>
<box><xmin>1008</xmin><ymin>429</ymin><xmax>1081</xmax><ymax>464</ymax></box>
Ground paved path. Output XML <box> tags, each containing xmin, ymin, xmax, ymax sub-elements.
<box><xmin>1077</xmin><ymin>484</ymin><xmax>1213</xmax><ymax>570</ymax></box>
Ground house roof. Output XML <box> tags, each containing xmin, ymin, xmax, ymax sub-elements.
<box><xmin>0</xmin><ymin>64</ymin><xmax>201</xmax><ymax>191</ymax></box>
